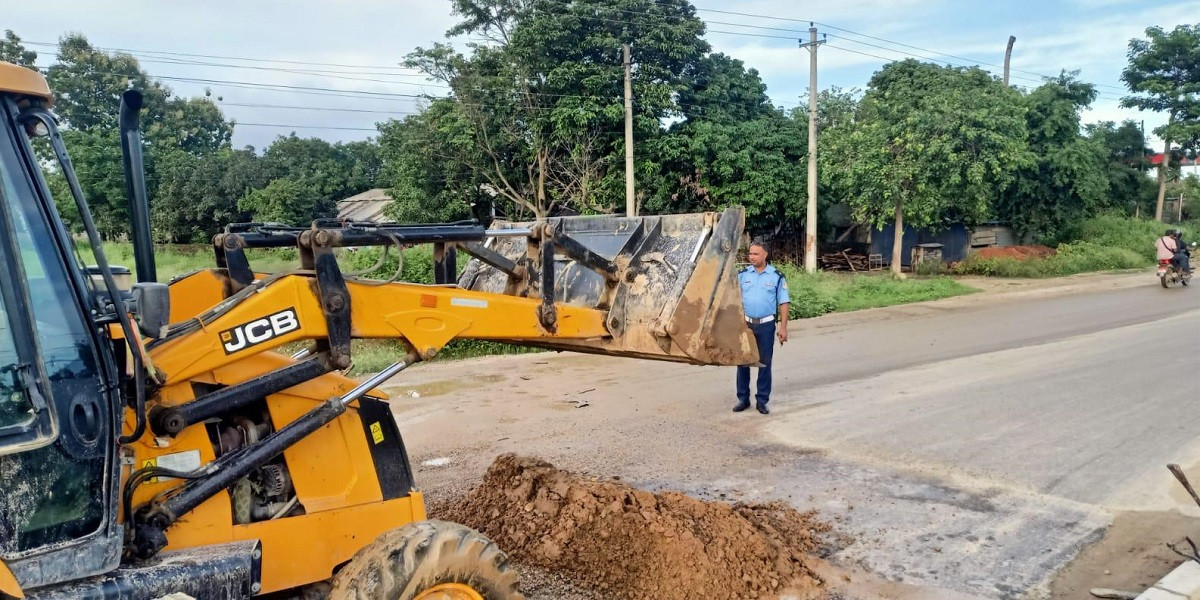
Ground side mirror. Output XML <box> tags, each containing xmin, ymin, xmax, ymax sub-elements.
<box><xmin>132</xmin><ymin>283</ymin><xmax>170</xmax><ymax>339</ymax></box>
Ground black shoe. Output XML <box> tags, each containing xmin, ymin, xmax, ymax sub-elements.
<box><xmin>733</xmin><ymin>402</ymin><xmax>750</xmax><ymax>412</ymax></box>
<box><xmin>756</xmin><ymin>404</ymin><xmax>770</xmax><ymax>415</ymax></box>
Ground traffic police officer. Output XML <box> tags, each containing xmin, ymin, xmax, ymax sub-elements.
<box><xmin>735</xmin><ymin>240</ymin><xmax>790</xmax><ymax>414</ymax></box>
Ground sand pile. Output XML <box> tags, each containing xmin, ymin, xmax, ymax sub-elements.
<box><xmin>440</xmin><ymin>454</ymin><xmax>830</xmax><ymax>600</ymax></box>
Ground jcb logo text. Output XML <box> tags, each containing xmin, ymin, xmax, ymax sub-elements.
<box><xmin>220</xmin><ymin>309</ymin><xmax>301</xmax><ymax>354</ymax></box>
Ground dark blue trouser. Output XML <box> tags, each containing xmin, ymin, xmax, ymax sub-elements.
<box><xmin>736</xmin><ymin>321</ymin><xmax>776</xmax><ymax>407</ymax></box>
<box><xmin>1172</xmin><ymin>251</ymin><xmax>1191</xmax><ymax>274</ymax></box>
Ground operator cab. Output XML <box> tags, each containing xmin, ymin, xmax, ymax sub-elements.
<box><xmin>0</xmin><ymin>61</ymin><xmax>128</xmax><ymax>590</ymax></box>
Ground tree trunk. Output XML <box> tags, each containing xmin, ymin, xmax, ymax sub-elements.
<box><xmin>891</xmin><ymin>199</ymin><xmax>904</xmax><ymax>276</ymax></box>
<box><xmin>1156</xmin><ymin>136</ymin><xmax>1171</xmax><ymax>222</ymax></box>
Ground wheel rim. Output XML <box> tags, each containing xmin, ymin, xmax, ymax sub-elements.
<box><xmin>415</xmin><ymin>583</ymin><xmax>485</xmax><ymax>600</ymax></box>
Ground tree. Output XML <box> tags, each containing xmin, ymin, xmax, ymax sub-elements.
<box><xmin>149</xmin><ymin>94</ymin><xmax>234</xmax><ymax>156</ymax></box>
<box><xmin>153</xmin><ymin>148</ymin><xmax>269</xmax><ymax>242</ymax></box>
<box><xmin>1086</xmin><ymin>120</ymin><xmax>1158</xmax><ymax>216</ymax></box>
<box><xmin>0</xmin><ymin>30</ymin><xmax>37</xmax><ymax>67</ymax></box>
<box><xmin>676</xmin><ymin>53</ymin><xmax>773</xmax><ymax>125</ymax></box>
<box><xmin>340</xmin><ymin>140</ymin><xmax>383</xmax><ymax>194</ymax></box>
<box><xmin>46</xmin><ymin>34</ymin><xmax>173</xmax><ymax>133</ymax></box>
<box><xmin>48</xmin><ymin>128</ymin><xmax>129</xmax><ymax>239</ymax></box>
<box><xmin>646</xmin><ymin>54</ymin><xmax>803</xmax><ymax>233</ymax></box>
<box><xmin>239</xmin><ymin>178</ymin><xmax>328</xmax><ymax>226</ymax></box>
<box><xmin>1165</xmin><ymin>173</ymin><xmax>1200</xmax><ymax>221</ymax></box>
<box><xmin>35</xmin><ymin>33</ymin><xmax>236</xmax><ymax>239</ymax></box>
<box><xmin>1000</xmin><ymin>75</ymin><xmax>1110</xmax><ymax>242</ymax></box>
<box><xmin>379</xmin><ymin>101</ymin><xmax>484</xmax><ymax>223</ymax></box>
<box><xmin>832</xmin><ymin>60</ymin><xmax>1029</xmax><ymax>274</ymax></box>
<box><xmin>649</xmin><ymin>113</ymin><xmax>805</xmax><ymax>234</ymax></box>
<box><xmin>1121</xmin><ymin>23</ymin><xmax>1200</xmax><ymax>221</ymax></box>
<box><xmin>261</xmin><ymin>135</ymin><xmax>376</xmax><ymax>206</ymax></box>
<box><xmin>45</xmin><ymin>34</ymin><xmax>232</xmax><ymax>152</ymax></box>
<box><xmin>402</xmin><ymin>0</ymin><xmax>709</xmax><ymax>218</ymax></box>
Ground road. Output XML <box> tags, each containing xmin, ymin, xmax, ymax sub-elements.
<box><xmin>385</xmin><ymin>272</ymin><xmax>1200</xmax><ymax>599</ymax></box>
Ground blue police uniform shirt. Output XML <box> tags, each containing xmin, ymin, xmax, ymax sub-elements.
<box><xmin>739</xmin><ymin>264</ymin><xmax>790</xmax><ymax>319</ymax></box>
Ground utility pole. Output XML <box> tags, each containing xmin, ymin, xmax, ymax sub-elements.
<box><xmin>623</xmin><ymin>43</ymin><xmax>636</xmax><ymax>217</ymax></box>
<box><xmin>799</xmin><ymin>25</ymin><xmax>824</xmax><ymax>274</ymax></box>
<box><xmin>1003</xmin><ymin>36</ymin><xmax>1016</xmax><ymax>86</ymax></box>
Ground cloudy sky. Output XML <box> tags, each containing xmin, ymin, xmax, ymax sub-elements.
<box><xmin>7</xmin><ymin>0</ymin><xmax>1199</xmax><ymax>150</ymax></box>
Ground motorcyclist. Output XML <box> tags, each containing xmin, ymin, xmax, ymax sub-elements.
<box><xmin>1156</xmin><ymin>229</ymin><xmax>1180</xmax><ymax>266</ymax></box>
<box><xmin>1170</xmin><ymin>229</ymin><xmax>1192</xmax><ymax>277</ymax></box>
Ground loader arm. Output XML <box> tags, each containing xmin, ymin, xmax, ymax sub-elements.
<box><xmin>162</xmin><ymin>208</ymin><xmax>757</xmax><ymax>376</ymax></box>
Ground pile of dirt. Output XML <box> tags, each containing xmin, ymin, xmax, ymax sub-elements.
<box><xmin>439</xmin><ymin>454</ymin><xmax>830</xmax><ymax>600</ymax></box>
<box><xmin>974</xmin><ymin>245</ymin><xmax>1057</xmax><ymax>260</ymax></box>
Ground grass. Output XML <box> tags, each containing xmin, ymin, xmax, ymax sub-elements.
<box><xmin>775</xmin><ymin>263</ymin><xmax>977</xmax><ymax>319</ymax></box>
<box><xmin>75</xmin><ymin>241</ymin><xmax>299</xmax><ymax>282</ymax></box>
<box><xmin>954</xmin><ymin>214</ymin><xmax>1194</xmax><ymax>278</ymax></box>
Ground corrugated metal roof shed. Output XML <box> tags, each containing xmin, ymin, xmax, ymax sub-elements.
<box><xmin>337</xmin><ymin>188</ymin><xmax>393</xmax><ymax>223</ymax></box>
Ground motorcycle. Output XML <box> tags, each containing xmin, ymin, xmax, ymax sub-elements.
<box><xmin>1159</xmin><ymin>242</ymin><xmax>1196</xmax><ymax>288</ymax></box>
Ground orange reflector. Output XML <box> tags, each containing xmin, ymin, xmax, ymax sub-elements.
<box><xmin>420</xmin><ymin>294</ymin><xmax>438</xmax><ymax>308</ymax></box>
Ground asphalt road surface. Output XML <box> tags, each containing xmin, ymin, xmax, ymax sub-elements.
<box><xmin>392</xmin><ymin>272</ymin><xmax>1200</xmax><ymax>599</ymax></box>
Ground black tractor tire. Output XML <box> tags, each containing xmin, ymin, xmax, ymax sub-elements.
<box><xmin>329</xmin><ymin>520</ymin><xmax>522</xmax><ymax>600</ymax></box>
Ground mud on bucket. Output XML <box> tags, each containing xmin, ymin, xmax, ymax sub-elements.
<box><xmin>458</xmin><ymin>207</ymin><xmax>759</xmax><ymax>366</ymax></box>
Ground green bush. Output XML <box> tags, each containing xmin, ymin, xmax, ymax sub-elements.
<box><xmin>774</xmin><ymin>263</ymin><xmax>833</xmax><ymax>318</ymax></box>
<box><xmin>775</xmin><ymin>262</ymin><xmax>973</xmax><ymax>318</ymax></box>
<box><xmin>956</xmin><ymin>214</ymin><xmax>1190</xmax><ymax>278</ymax></box>
<box><xmin>340</xmin><ymin>244</ymin><xmax>457</xmax><ymax>284</ymax></box>
<box><xmin>1059</xmin><ymin>214</ymin><xmax>1193</xmax><ymax>262</ymax></box>
<box><xmin>834</xmin><ymin>275</ymin><xmax>974</xmax><ymax>312</ymax></box>
<box><xmin>954</xmin><ymin>240</ymin><xmax>1144</xmax><ymax>277</ymax></box>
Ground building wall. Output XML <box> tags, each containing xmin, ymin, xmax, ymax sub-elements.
<box><xmin>869</xmin><ymin>223</ymin><xmax>971</xmax><ymax>266</ymax></box>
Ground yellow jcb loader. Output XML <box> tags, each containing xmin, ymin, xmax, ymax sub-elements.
<box><xmin>0</xmin><ymin>61</ymin><xmax>756</xmax><ymax>600</ymax></box>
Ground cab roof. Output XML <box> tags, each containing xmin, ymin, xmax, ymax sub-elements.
<box><xmin>0</xmin><ymin>61</ymin><xmax>53</xmax><ymax>107</ymax></box>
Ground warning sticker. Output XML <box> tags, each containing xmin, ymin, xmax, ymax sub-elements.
<box><xmin>141</xmin><ymin>450</ymin><xmax>202</xmax><ymax>483</ymax></box>
<box><xmin>369</xmin><ymin>422</ymin><xmax>385</xmax><ymax>444</ymax></box>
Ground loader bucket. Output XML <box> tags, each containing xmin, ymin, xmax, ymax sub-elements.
<box><xmin>457</xmin><ymin>207</ymin><xmax>759</xmax><ymax>366</ymax></box>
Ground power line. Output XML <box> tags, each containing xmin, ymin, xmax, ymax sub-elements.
<box><xmin>30</xmin><ymin>65</ymin><xmax>627</xmax><ymax>111</ymax></box>
<box><xmin>824</xmin><ymin>44</ymin><xmax>899</xmax><ymax>66</ymax></box>
<box><xmin>545</xmin><ymin>1</ymin><xmax>1128</xmax><ymax>93</ymax></box>
<box><xmin>219</xmin><ymin>102</ymin><xmax>420</xmax><ymax>116</ymax></box>
<box><xmin>691</xmin><ymin>6</ymin><xmax>1128</xmax><ymax>93</ymax></box>
<box><xmin>823</xmin><ymin>34</ymin><xmax>1125</xmax><ymax>101</ymax></box>
<box><xmin>34</xmin><ymin>50</ymin><xmax>627</xmax><ymax>103</ymax></box>
<box><xmin>235</xmin><ymin>122</ymin><xmax>379</xmax><ymax>132</ymax></box>
<box><xmin>823</xmin><ymin>40</ymin><xmax>1125</xmax><ymax>102</ymax></box>
<box><xmin>24</xmin><ymin>40</ymin><xmax>421</xmax><ymax>72</ymax></box>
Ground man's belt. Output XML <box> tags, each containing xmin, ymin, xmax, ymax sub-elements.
<box><xmin>746</xmin><ymin>315</ymin><xmax>775</xmax><ymax>325</ymax></box>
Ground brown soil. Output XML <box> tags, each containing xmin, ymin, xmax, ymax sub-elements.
<box><xmin>1049</xmin><ymin>510</ymin><xmax>1198</xmax><ymax>599</ymax></box>
<box><xmin>973</xmin><ymin>245</ymin><xmax>1057</xmax><ymax>260</ymax></box>
<box><xmin>439</xmin><ymin>454</ymin><xmax>831</xmax><ymax>600</ymax></box>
